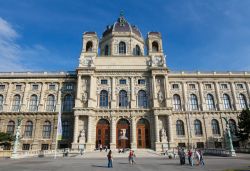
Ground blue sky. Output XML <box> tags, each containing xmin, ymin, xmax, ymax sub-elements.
<box><xmin>0</xmin><ymin>0</ymin><xmax>250</xmax><ymax>72</ymax></box>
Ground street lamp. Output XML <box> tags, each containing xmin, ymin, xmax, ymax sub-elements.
<box><xmin>222</xmin><ymin>117</ymin><xmax>236</xmax><ymax>157</ymax></box>
<box><xmin>11</xmin><ymin>117</ymin><xmax>23</xmax><ymax>159</ymax></box>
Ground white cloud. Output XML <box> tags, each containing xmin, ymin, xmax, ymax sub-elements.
<box><xmin>0</xmin><ymin>17</ymin><xmax>53</xmax><ymax>71</ymax></box>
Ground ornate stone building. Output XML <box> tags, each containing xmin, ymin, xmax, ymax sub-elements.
<box><xmin>0</xmin><ymin>14</ymin><xmax>249</xmax><ymax>151</ymax></box>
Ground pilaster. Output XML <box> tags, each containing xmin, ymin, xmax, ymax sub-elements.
<box><xmin>131</xmin><ymin>117</ymin><xmax>137</xmax><ymax>149</ymax></box>
<box><xmin>75</xmin><ymin>75</ymin><xmax>82</xmax><ymax>106</ymax></box>
<box><xmin>198</xmin><ymin>82</ymin><xmax>205</xmax><ymax>111</ymax></box>
<box><xmin>110</xmin><ymin>116</ymin><xmax>116</xmax><ymax>150</ymax></box>
<box><xmin>111</xmin><ymin>77</ymin><xmax>116</xmax><ymax>108</ymax></box>
<box><xmin>230</xmin><ymin>82</ymin><xmax>239</xmax><ymax>110</ymax></box>
<box><xmin>214</xmin><ymin>81</ymin><xmax>223</xmax><ymax>110</ymax></box>
<box><xmin>130</xmin><ymin>77</ymin><xmax>136</xmax><ymax>108</ymax></box>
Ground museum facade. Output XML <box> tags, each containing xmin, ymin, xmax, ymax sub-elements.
<box><xmin>0</xmin><ymin>14</ymin><xmax>249</xmax><ymax>152</ymax></box>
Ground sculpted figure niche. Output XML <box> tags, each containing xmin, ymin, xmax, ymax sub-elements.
<box><xmin>160</xmin><ymin>128</ymin><xmax>168</xmax><ymax>143</ymax></box>
<box><xmin>78</xmin><ymin>129</ymin><xmax>86</xmax><ymax>143</ymax></box>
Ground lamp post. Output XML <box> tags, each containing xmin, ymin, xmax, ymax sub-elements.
<box><xmin>222</xmin><ymin>117</ymin><xmax>236</xmax><ymax>157</ymax></box>
<box><xmin>11</xmin><ymin>117</ymin><xmax>23</xmax><ymax>159</ymax></box>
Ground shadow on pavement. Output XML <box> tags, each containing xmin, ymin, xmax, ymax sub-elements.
<box><xmin>92</xmin><ymin>165</ymin><xmax>108</xmax><ymax>168</ymax></box>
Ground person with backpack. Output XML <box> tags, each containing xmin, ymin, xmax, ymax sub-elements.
<box><xmin>107</xmin><ymin>150</ymin><xmax>113</xmax><ymax>168</ymax></box>
<box><xmin>187</xmin><ymin>149</ymin><xmax>193</xmax><ymax>166</ymax></box>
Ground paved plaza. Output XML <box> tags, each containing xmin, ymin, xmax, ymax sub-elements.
<box><xmin>0</xmin><ymin>153</ymin><xmax>250</xmax><ymax>171</ymax></box>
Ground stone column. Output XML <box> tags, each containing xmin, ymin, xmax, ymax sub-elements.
<box><xmin>4</xmin><ymin>82</ymin><xmax>12</xmax><ymax>111</ymax></box>
<box><xmin>39</xmin><ymin>82</ymin><xmax>46</xmax><ymax>112</ymax></box>
<box><xmin>73</xmin><ymin>115</ymin><xmax>79</xmax><ymax>144</ymax></box>
<box><xmin>56</xmin><ymin>82</ymin><xmax>62</xmax><ymax>112</ymax></box>
<box><xmin>245</xmin><ymin>82</ymin><xmax>250</xmax><ymax>103</ymax></box>
<box><xmin>155</xmin><ymin>115</ymin><xmax>159</xmax><ymax>142</ymax></box>
<box><xmin>21</xmin><ymin>83</ymin><xmax>30</xmax><ymax>112</ymax></box>
<box><xmin>214</xmin><ymin>82</ymin><xmax>222</xmax><ymax>110</ymax></box>
<box><xmin>111</xmin><ymin>77</ymin><xmax>116</xmax><ymax>108</ymax></box>
<box><xmin>131</xmin><ymin>117</ymin><xmax>137</xmax><ymax>149</ymax></box>
<box><xmin>167</xmin><ymin>115</ymin><xmax>173</xmax><ymax>143</ymax></box>
<box><xmin>182</xmin><ymin>82</ymin><xmax>188</xmax><ymax>111</ymax></box>
<box><xmin>152</xmin><ymin>75</ymin><xmax>158</xmax><ymax>107</ymax></box>
<box><xmin>164</xmin><ymin>75</ymin><xmax>171</xmax><ymax>108</ymax></box>
<box><xmin>110</xmin><ymin>116</ymin><xmax>116</xmax><ymax>150</ymax></box>
<box><xmin>87</xmin><ymin>116</ymin><xmax>93</xmax><ymax>143</ymax></box>
<box><xmin>198</xmin><ymin>82</ymin><xmax>205</xmax><ymax>111</ymax></box>
<box><xmin>130</xmin><ymin>77</ymin><xmax>136</xmax><ymax>108</ymax></box>
<box><xmin>230</xmin><ymin>82</ymin><xmax>239</xmax><ymax>110</ymax></box>
<box><xmin>76</xmin><ymin>75</ymin><xmax>82</xmax><ymax>106</ymax></box>
<box><xmin>88</xmin><ymin>76</ymin><xmax>96</xmax><ymax>108</ymax></box>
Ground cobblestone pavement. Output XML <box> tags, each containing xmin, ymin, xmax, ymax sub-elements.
<box><xmin>0</xmin><ymin>153</ymin><xmax>249</xmax><ymax>171</ymax></box>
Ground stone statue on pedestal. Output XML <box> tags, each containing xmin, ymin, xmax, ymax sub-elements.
<box><xmin>78</xmin><ymin>129</ymin><xmax>86</xmax><ymax>143</ymax></box>
<box><xmin>82</xmin><ymin>91</ymin><xmax>88</xmax><ymax>103</ymax></box>
<box><xmin>160</xmin><ymin>128</ymin><xmax>168</xmax><ymax>143</ymax></box>
<box><xmin>158</xmin><ymin>91</ymin><xmax>164</xmax><ymax>104</ymax></box>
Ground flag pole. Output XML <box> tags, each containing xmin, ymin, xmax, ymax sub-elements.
<box><xmin>54</xmin><ymin>101</ymin><xmax>62</xmax><ymax>159</ymax></box>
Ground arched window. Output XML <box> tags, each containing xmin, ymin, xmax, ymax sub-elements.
<box><xmin>100</xmin><ymin>90</ymin><xmax>109</xmax><ymax>108</ymax></box>
<box><xmin>63</xmin><ymin>94</ymin><xmax>74</xmax><ymax>112</ymax></box>
<box><xmin>104</xmin><ymin>45</ymin><xmax>109</xmax><ymax>56</ymax></box>
<box><xmin>223</xmin><ymin>94</ymin><xmax>232</xmax><ymax>110</ymax></box>
<box><xmin>211</xmin><ymin>119</ymin><xmax>220</xmax><ymax>135</ymax></box>
<box><xmin>119</xmin><ymin>41</ymin><xmax>126</xmax><ymax>54</ymax></box>
<box><xmin>152</xmin><ymin>41</ymin><xmax>159</xmax><ymax>52</ymax></box>
<box><xmin>176</xmin><ymin>120</ymin><xmax>185</xmax><ymax>136</ymax></box>
<box><xmin>62</xmin><ymin>121</ymin><xmax>70</xmax><ymax>139</ymax></box>
<box><xmin>24</xmin><ymin>121</ymin><xmax>33</xmax><ymax>138</ymax></box>
<box><xmin>239</xmin><ymin>94</ymin><xmax>248</xmax><ymax>109</ymax></box>
<box><xmin>190</xmin><ymin>94</ymin><xmax>198</xmax><ymax>110</ymax></box>
<box><xmin>12</xmin><ymin>94</ymin><xmax>21</xmax><ymax>112</ymax></box>
<box><xmin>0</xmin><ymin>95</ymin><xmax>3</xmax><ymax>112</ymax></box>
<box><xmin>138</xmin><ymin>90</ymin><xmax>147</xmax><ymax>108</ymax></box>
<box><xmin>135</xmin><ymin>45</ymin><xmax>141</xmax><ymax>56</ymax></box>
<box><xmin>29</xmin><ymin>94</ymin><xmax>38</xmax><ymax>112</ymax></box>
<box><xmin>6</xmin><ymin>120</ymin><xmax>15</xmax><ymax>135</ymax></box>
<box><xmin>194</xmin><ymin>119</ymin><xmax>203</xmax><ymax>136</ymax></box>
<box><xmin>173</xmin><ymin>94</ymin><xmax>181</xmax><ymax>111</ymax></box>
<box><xmin>229</xmin><ymin>119</ymin><xmax>237</xmax><ymax>135</ymax></box>
<box><xmin>206</xmin><ymin>94</ymin><xmax>215</xmax><ymax>110</ymax></box>
<box><xmin>43</xmin><ymin>121</ymin><xmax>51</xmax><ymax>139</ymax></box>
<box><xmin>119</xmin><ymin>90</ymin><xmax>128</xmax><ymax>108</ymax></box>
<box><xmin>86</xmin><ymin>41</ymin><xmax>93</xmax><ymax>52</ymax></box>
<box><xmin>46</xmin><ymin>94</ymin><xmax>55</xmax><ymax>112</ymax></box>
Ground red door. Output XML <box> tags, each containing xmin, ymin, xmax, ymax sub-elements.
<box><xmin>96</xmin><ymin>119</ymin><xmax>110</xmax><ymax>148</ymax></box>
<box><xmin>137</xmin><ymin>119</ymin><xmax>150</xmax><ymax>148</ymax></box>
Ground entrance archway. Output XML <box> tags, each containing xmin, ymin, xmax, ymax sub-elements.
<box><xmin>137</xmin><ymin>118</ymin><xmax>150</xmax><ymax>148</ymax></box>
<box><xmin>116</xmin><ymin>119</ymin><xmax>130</xmax><ymax>149</ymax></box>
<box><xmin>96</xmin><ymin>119</ymin><xmax>110</xmax><ymax>149</ymax></box>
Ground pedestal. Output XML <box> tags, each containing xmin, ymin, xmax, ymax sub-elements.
<box><xmin>229</xmin><ymin>149</ymin><xmax>236</xmax><ymax>157</ymax></box>
<box><xmin>155</xmin><ymin>142</ymin><xmax>162</xmax><ymax>152</ymax></box>
<box><xmin>109</xmin><ymin>143</ymin><xmax>116</xmax><ymax>151</ymax></box>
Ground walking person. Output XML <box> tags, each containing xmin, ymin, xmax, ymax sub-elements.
<box><xmin>180</xmin><ymin>148</ymin><xmax>186</xmax><ymax>165</ymax></box>
<box><xmin>187</xmin><ymin>149</ymin><xmax>193</xmax><ymax>166</ymax></box>
<box><xmin>128</xmin><ymin>150</ymin><xmax>133</xmax><ymax>164</ymax></box>
<box><xmin>107</xmin><ymin>150</ymin><xmax>113</xmax><ymax>168</ymax></box>
<box><xmin>195</xmin><ymin>149</ymin><xmax>200</xmax><ymax>165</ymax></box>
<box><xmin>131</xmin><ymin>150</ymin><xmax>136</xmax><ymax>165</ymax></box>
<box><xmin>199</xmin><ymin>150</ymin><xmax>205</xmax><ymax>166</ymax></box>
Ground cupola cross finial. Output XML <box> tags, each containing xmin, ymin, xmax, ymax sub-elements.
<box><xmin>120</xmin><ymin>10</ymin><xmax>124</xmax><ymax>17</ymax></box>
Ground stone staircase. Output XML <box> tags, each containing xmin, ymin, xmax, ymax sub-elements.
<box><xmin>73</xmin><ymin>149</ymin><xmax>163</xmax><ymax>158</ymax></box>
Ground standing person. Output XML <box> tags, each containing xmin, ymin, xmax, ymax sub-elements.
<box><xmin>105</xmin><ymin>145</ymin><xmax>108</xmax><ymax>152</ymax></box>
<box><xmin>199</xmin><ymin>150</ymin><xmax>205</xmax><ymax>166</ymax></box>
<box><xmin>100</xmin><ymin>144</ymin><xmax>103</xmax><ymax>152</ymax></box>
<box><xmin>178</xmin><ymin>148</ymin><xmax>182</xmax><ymax>165</ymax></box>
<box><xmin>195</xmin><ymin>149</ymin><xmax>200</xmax><ymax>165</ymax></box>
<box><xmin>187</xmin><ymin>149</ymin><xmax>193</xmax><ymax>166</ymax></box>
<box><xmin>107</xmin><ymin>150</ymin><xmax>113</xmax><ymax>168</ymax></box>
<box><xmin>128</xmin><ymin>150</ymin><xmax>133</xmax><ymax>164</ymax></box>
<box><xmin>131</xmin><ymin>150</ymin><xmax>136</xmax><ymax>164</ymax></box>
<box><xmin>180</xmin><ymin>148</ymin><xmax>186</xmax><ymax>165</ymax></box>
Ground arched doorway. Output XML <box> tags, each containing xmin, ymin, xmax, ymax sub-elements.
<box><xmin>116</xmin><ymin>119</ymin><xmax>130</xmax><ymax>149</ymax></box>
<box><xmin>137</xmin><ymin>118</ymin><xmax>150</xmax><ymax>148</ymax></box>
<box><xmin>96</xmin><ymin>119</ymin><xmax>110</xmax><ymax>149</ymax></box>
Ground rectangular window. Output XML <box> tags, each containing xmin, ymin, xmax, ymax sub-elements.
<box><xmin>119</xmin><ymin>79</ymin><xmax>126</xmax><ymax>85</ymax></box>
<box><xmin>101</xmin><ymin>79</ymin><xmax>108</xmax><ymax>84</ymax></box>
<box><xmin>41</xmin><ymin>144</ymin><xmax>49</xmax><ymax>150</ymax></box>
<box><xmin>138</xmin><ymin>79</ymin><xmax>145</xmax><ymax>85</ymax></box>
<box><xmin>22</xmin><ymin>144</ymin><xmax>30</xmax><ymax>151</ymax></box>
<box><xmin>16</xmin><ymin>85</ymin><xmax>22</xmax><ymax>90</ymax></box>
<box><xmin>49</xmin><ymin>84</ymin><xmax>56</xmax><ymax>90</ymax></box>
<box><xmin>172</xmin><ymin>84</ymin><xmax>179</xmax><ymax>89</ymax></box>
<box><xmin>221</xmin><ymin>84</ymin><xmax>228</xmax><ymax>89</ymax></box>
<box><xmin>32</xmin><ymin>84</ymin><xmax>38</xmax><ymax>90</ymax></box>
<box><xmin>237</xmin><ymin>84</ymin><xmax>243</xmax><ymax>89</ymax></box>
<box><xmin>189</xmin><ymin>84</ymin><xmax>195</xmax><ymax>89</ymax></box>
<box><xmin>205</xmin><ymin>84</ymin><xmax>212</xmax><ymax>89</ymax></box>
<box><xmin>65</xmin><ymin>83</ymin><xmax>73</xmax><ymax>90</ymax></box>
<box><xmin>0</xmin><ymin>85</ymin><xmax>5</xmax><ymax>91</ymax></box>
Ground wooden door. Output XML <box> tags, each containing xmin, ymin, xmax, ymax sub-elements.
<box><xmin>137</xmin><ymin>119</ymin><xmax>150</xmax><ymax>148</ymax></box>
<box><xmin>96</xmin><ymin>119</ymin><xmax>110</xmax><ymax>148</ymax></box>
<box><xmin>116</xmin><ymin>119</ymin><xmax>130</xmax><ymax>149</ymax></box>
